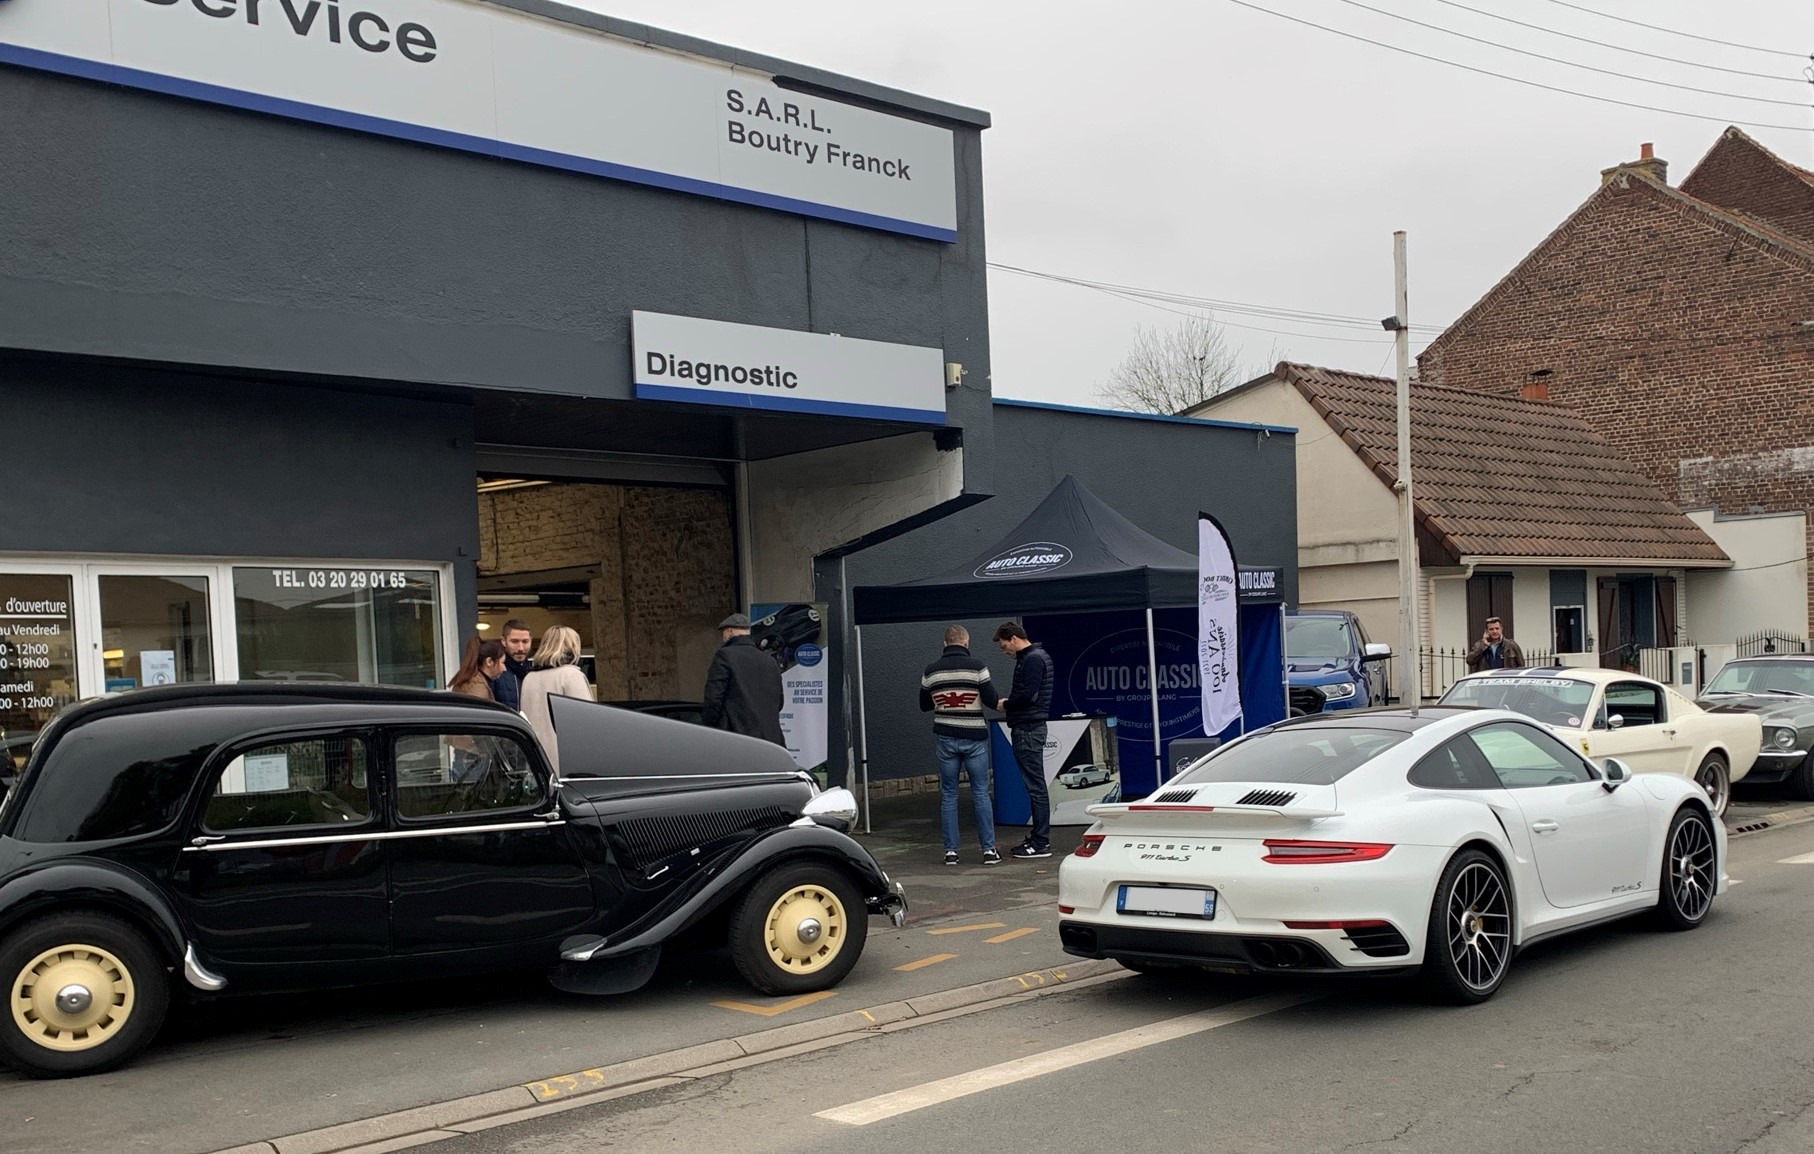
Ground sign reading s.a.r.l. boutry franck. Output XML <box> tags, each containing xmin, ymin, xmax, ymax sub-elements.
<box><xmin>631</xmin><ymin>312</ymin><xmax>946</xmax><ymax>424</ymax></box>
<box><xmin>0</xmin><ymin>0</ymin><xmax>957</xmax><ymax>240</ymax></box>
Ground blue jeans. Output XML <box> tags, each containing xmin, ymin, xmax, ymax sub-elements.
<box><xmin>1012</xmin><ymin>724</ymin><xmax>1051</xmax><ymax>848</ymax></box>
<box><xmin>936</xmin><ymin>734</ymin><xmax>995</xmax><ymax>853</ymax></box>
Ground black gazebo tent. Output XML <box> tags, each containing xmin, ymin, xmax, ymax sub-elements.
<box><xmin>851</xmin><ymin>475</ymin><xmax>1283</xmax><ymax>825</ymax></box>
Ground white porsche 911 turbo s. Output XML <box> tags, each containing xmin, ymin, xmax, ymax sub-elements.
<box><xmin>1057</xmin><ymin>707</ymin><xmax>1724</xmax><ymax>1002</ymax></box>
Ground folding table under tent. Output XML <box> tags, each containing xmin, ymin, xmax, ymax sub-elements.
<box><xmin>851</xmin><ymin>475</ymin><xmax>1286</xmax><ymax>829</ymax></box>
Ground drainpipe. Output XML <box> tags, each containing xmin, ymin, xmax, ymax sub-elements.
<box><xmin>1424</xmin><ymin>562</ymin><xmax>1477</xmax><ymax>697</ymax></box>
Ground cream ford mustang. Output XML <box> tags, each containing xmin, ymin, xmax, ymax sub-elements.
<box><xmin>1440</xmin><ymin>668</ymin><xmax>1761</xmax><ymax>816</ymax></box>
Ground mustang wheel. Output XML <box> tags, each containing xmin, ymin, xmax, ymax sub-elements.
<box><xmin>1693</xmin><ymin>754</ymin><xmax>1730</xmax><ymax>818</ymax></box>
<box><xmin>730</xmin><ymin>864</ymin><xmax>867</xmax><ymax>996</ymax></box>
<box><xmin>1</xmin><ymin>913</ymin><xmax>170</xmax><ymax>1078</ymax></box>
<box><xmin>1420</xmin><ymin>849</ymin><xmax>1513</xmax><ymax>1004</ymax></box>
<box><xmin>1655</xmin><ymin>807</ymin><xmax>1717</xmax><ymax>931</ymax></box>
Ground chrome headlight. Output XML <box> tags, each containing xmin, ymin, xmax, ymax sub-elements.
<box><xmin>1320</xmin><ymin>681</ymin><xmax>1358</xmax><ymax>701</ymax></box>
<box><xmin>1767</xmin><ymin>725</ymin><xmax>1800</xmax><ymax>751</ymax></box>
<box><xmin>801</xmin><ymin>787</ymin><xmax>859</xmax><ymax>831</ymax></box>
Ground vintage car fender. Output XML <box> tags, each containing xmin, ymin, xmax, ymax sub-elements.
<box><xmin>1686</xmin><ymin>716</ymin><xmax>1763</xmax><ymax>783</ymax></box>
<box><xmin>562</xmin><ymin>822</ymin><xmax>902</xmax><ymax>963</ymax></box>
<box><xmin>0</xmin><ymin>857</ymin><xmax>188</xmax><ymax>967</ymax></box>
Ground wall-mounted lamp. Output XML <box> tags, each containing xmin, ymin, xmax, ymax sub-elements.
<box><xmin>945</xmin><ymin>362</ymin><xmax>966</xmax><ymax>389</ymax></box>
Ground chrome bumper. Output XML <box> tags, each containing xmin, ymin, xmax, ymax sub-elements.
<box><xmin>870</xmin><ymin>879</ymin><xmax>910</xmax><ymax>927</ymax></box>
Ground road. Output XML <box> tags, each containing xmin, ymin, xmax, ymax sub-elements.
<box><xmin>4</xmin><ymin>791</ymin><xmax>1812</xmax><ymax>1154</ymax></box>
<box><xmin>351</xmin><ymin>817</ymin><xmax>1814</xmax><ymax>1154</ymax></box>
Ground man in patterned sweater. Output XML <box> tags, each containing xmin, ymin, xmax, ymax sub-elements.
<box><xmin>920</xmin><ymin>625</ymin><xmax>1002</xmax><ymax>865</ymax></box>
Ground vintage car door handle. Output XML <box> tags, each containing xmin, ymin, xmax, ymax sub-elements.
<box><xmin>1531</xmin><ymin>820</ymin><xmax>1560</xmax><ymax>834</ymax></box>
<box><xmin>533</xmin><ymin>807</ymin><xmax>562</xmax><ymax>822</ymax></box>
<box><xmin>190</xmin><ymin>834</ymin><xmax>227</xmax><ymax>846</ymax></box>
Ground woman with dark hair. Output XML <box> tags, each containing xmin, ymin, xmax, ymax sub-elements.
<box><xmin>450</xmin><ymin>637</ymin><xmax>508</xmax><ymax>701</ymax></box>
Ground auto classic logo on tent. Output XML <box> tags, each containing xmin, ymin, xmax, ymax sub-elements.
<box><xmin>974</xmin><ymin>541</ymin><xmax>1073</xmax><ymax>579</ymax></box>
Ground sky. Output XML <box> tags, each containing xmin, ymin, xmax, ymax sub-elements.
<box><xmin>559</xmin><ymin>0</ymin><xmax>1813</xmax><ymax>408</ymax></box>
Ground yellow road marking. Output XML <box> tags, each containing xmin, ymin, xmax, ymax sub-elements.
<box><xmin>984</xmin><ymin>928</ymin><xmax>1038</xmax><ymax>944</ymax></box>
<box><xmin>927</xmin><ymin>922</ymin><xmax>1008</xmax><ymax>936</ymax></box>
<box><xmin>895</xmin><ymin>953</ymin><xmax>958</xmax><ymax>972</ymax></box>
<box><xmin>710</xmin><ymin>990</ymin><xmax>838</xmax><ymax>1017</ymax></box>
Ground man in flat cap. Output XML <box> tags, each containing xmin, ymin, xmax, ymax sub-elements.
<box><xmin>702</xmin><ymin>612</ymin><xmax>787</xmax><ymax>745</ymax></box>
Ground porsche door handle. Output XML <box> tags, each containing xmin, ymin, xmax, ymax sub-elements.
<box><xmin>1531</xmin><ymin>820</ymin><xmax>1560</xmax><ymax>834</ymax></box>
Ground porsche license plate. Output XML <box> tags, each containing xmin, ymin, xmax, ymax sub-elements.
<box><xmin>1117</xmin><ymin>885</ymin><xmax>1216</xmax><ymax>920</ymax></box>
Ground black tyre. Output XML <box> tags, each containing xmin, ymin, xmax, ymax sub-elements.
<box><xmin>1419</xmin><ymin>849</ymin><xmax>1513</xmax><ymax>1005</ymax></box>
<box><xmin>1655</xmin><ymin>807</ymin><xmax>1717</xmax><ymax>931</ymax></box>
<box><xmin>729</xmin><ymin>863</ymin><xmax>868</xmax><ymax>996</ymax></box>
<box><xmin>1693</xmin><ymin>753</ymin><xmax>1731</xmax><ymax>819</ymax></box>
<box><xmin>0</xmin><ymin>912</ymin><xmax>171</xmax><ymax>1078</ymax></box>
<box><xmin>1793</xmin><ymin>755</ymin><xmax>1814</xmax><ymax>803</ymax></box>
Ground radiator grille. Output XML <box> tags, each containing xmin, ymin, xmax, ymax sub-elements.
<box><xmin>616</xmin><ymin>806</ymin><xmax>794</xmax><ymax>869</ymax></box>
<box><xmin>1235</xmin><ymin>789</ymin><xmax>1297</xmax><ymax>807</ymax></box>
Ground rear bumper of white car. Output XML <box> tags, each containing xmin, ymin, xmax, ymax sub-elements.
<box><xmin>1057</xmin><ymin>843</ymin><xmax>1450</xmax><ymax>975</ymax></box>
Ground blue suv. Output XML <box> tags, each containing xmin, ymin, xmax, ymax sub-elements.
<box><xmin>1285</xmin><ymin>610</ymin><xmax>1393</xmax><ymax>714</ymax></box>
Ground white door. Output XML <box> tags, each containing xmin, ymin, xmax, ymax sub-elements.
<box><xmin>1582</xmin><ymin>680</ymin><xmax>1683</xmax><ymax>775</ymax></box>
<box><xmin>83</xmin><ymin>564</ymin><xmax>235</xmax><ymax>694</ymax></box>
<box><xmin>1468</xmin><ymin>722</ymin><xmax>1650</xmax><ymax>909</ymax></box>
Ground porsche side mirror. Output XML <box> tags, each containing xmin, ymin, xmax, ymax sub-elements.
<box><xmin>1602</xmin><ymin>758</ymin><xmax>1631</xmax><ymax>792</ymax></box>
<box><xmin>1607</xmin><ymin>713</ymin><xmax>1625</xmax><ymax>730</ymax></box>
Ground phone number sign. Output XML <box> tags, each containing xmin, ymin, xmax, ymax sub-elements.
<box><xmin>269</xmin><ymin>569</ymin><xmax>412</xmax><ymax>591</ymax></box>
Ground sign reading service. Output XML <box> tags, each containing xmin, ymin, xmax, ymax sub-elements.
<box><xmin>0</xmin><ymin>0</ymin><xmax>958</xmax><ymax>241</ymax></box>
<box><xmin>632</xmin><ymin>311</ymin><xmax>945</xmax><ymax>424</ymax></box>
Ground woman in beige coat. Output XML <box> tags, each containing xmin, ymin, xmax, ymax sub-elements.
<box><xmin>519</xmin><ymin>626</ymin><xmax>593</xmax><ymax>774</ymax></box>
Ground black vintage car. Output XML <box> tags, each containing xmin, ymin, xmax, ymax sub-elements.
<box><xmin>1700</xmin><ymin>654</ymin><xmax>1814</xmax><ymax>798</ymax></box>
<box><xmin>0</xmin><ymin>684</ymin><xmax>905</xmax><ymax>1078</ymax></box>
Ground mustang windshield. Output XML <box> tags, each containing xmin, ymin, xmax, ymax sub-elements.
<box><xmin>1704</xmin><ymin>661</ymin><xmax>1814</xmax><ymax>698</ymax></box>
<box><xmin>1175</xmin><ymin>726</ymin><xmax>1409</xmax><ymax>786</ymax></box>
<box><xmin>1442</xmin><ymin>677</ymin><xmax>1597</xmax><ymax>728</ymax></box>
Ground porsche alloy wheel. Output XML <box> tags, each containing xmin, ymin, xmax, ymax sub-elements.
<box><xmin>1693</xmin><ymin>755</ymin><xmax>1731</xmax><ymax>819</ymax></box>
<box><xmin>1656</xmin><ymin>808</ymin><xmax>1717</xmax><ymax>930</ymax></box>
<box><xmin>1421</xmin><ymin>850</ymin><xmax>1513</xmax><ymax>1004</ymax></box>
<box><xmin>730</xmin><ymin>864</ymin><xmax>868</xmax><ymax>996</ymax></box>
<box><xmin>0</xmin><ymin>914</ymin><xmax>169</xmax><ymax>1078</ymax></box>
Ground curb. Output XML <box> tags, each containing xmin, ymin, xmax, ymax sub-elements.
<box><xmin>212</xmin><ymin>959</ymin><xmax>1127</xmax><ymax>1154</ymax></box>
<box><xmin>1728</xmin><ymin>804</ymin><xmax>1814</xmax><ymax>837</ymax></box>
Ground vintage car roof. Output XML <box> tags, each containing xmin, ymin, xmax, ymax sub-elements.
<box><xmin>1452</xmin><ymin>668</ymin><xmax>1642</xmax><ymax>687</ymax></box>
<box><xmin>1721</xmin><ymin>654</ymin><xmax>1814</xmax><ymax>664</ymax></box>
<box><xmin>44</xmin><ymin>682</ymin><xmax>523</xmax><ymax>736</ymax></box>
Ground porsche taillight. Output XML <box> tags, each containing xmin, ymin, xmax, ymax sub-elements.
<box><xmin>1261</xmin><ymin>839</ymin><xmax>1393</xmax><ymax>864</ymax></box>
<box><xmin>1073</xmin><ymin>835</ymin><xmax>1105</xmax><ymax>858</ymax></box>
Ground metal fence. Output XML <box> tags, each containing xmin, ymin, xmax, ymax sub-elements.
<box><xmin>1416</xmin><ymin>647</ymin><xmax>1557</xmax><ymax>700</ymax></box>
<box><xmin>1737</xmin><ymin>630</ymin><xmax>1810</xmax><ymax>658</ymax></box>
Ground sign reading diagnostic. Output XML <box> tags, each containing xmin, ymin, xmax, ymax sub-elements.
<box><xmin>632</xmin><ymin>311</ymin><xmax>946</xmax><ymax>424</ymax></box>
<box><xmin>0</xmin><ymin>0</ymin><xmax>958</xmax><ymax>241</ymax></box>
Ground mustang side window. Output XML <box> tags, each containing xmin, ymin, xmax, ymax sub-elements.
<box><xmin>1604</xmin><ymin>682</ymin><xmax>1664</xmax><ymax>728</ymax></box>
<box><xmin>1467</xmin><ymin>723</ymin><xmax>1595</xmax><ymax>789</ymax></box>
<box><xmin>395</xmin><ymin>733</ymin><xmax>542</xmax><ymax>820</ymax></box>
<box><xmin>205</xmin><ymin>737</ymin><xmax>372</xmax><ymax>833</ymax></box>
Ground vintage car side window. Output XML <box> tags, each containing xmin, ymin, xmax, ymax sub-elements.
<box><xmin>204</xmin><ymin>736</ymin><xmax>372</xmax><ymax>833</ymax></box>
<box><xmin>394</xmin><ymin>732</ymin><xmax>543</xmax><ymax>820</ymax></box>
<box><xmin>11</xmin><ymin>712</ymin><xmax>216</xmax><ymax>844</ymax></box>
<box><xmin>1467</xmin><ymin>723</ymin><xmax>1595</xmax><ymax>789</ymax></box>
<box><xmin>1605</xmin><ymin>682</ymin><xmax>1664</xmax><ymax>727</ymax></box>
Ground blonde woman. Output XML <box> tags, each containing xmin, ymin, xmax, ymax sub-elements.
<box><xmin>519</xmin><ymin>627</ymin><xmax>593</xmax><ymax>773</ymax></box>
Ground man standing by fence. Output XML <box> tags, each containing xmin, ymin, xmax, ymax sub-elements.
<box><xmin>1466</xmin><ymin>617</ymin><xmax>1525</xmax><ymax>672</ymax></box>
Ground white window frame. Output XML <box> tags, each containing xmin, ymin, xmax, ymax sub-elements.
<box><xmin>0</xmin><ymin>554</ymin><xmax>459</xmax><ymax>701</ymax></box>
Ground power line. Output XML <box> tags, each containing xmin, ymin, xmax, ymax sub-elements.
<box><xmin>1537</xmin><ymin>0</ymin><xmax>1810</xmax><ymax>61</ymax></box>
<box><xmin>1225</xmin><ymin>0</ymin><xmax>1814</xmax><ymax>133</ymax></box>
<box><xmin>1330</xmin><ymin>0</ymin><xmax>1808</xmax><ymax>107</ymax></box>
<box><xmin>1430</xmin><ymin>0</ymin><xmax>1804</xmax><ymax>85</ymax></box>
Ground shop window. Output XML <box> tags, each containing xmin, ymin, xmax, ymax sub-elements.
<box><xmin>234</xmin><ymin>567</ymin><xmax>444</xmax><ymax>689</ymax></box>
<box><xmin>205</xmin><ymin>736</ymin><xmax>372</xmax><ymax>833</ymax></box>
<box><xmin>98</xmin><ymin>574</ymin><xmax>214</xmax><ymax>691</ymax></box>
<box><xmin>0</xmin><ymin>573</ymin><xmax>80</xmax><ymax>771</ymax></box>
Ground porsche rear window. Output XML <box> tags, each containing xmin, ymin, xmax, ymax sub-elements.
<box><xmin>1174</xmin><ymin>727</ymin><xmax>1409</xmax><ymax>786</ymax></box>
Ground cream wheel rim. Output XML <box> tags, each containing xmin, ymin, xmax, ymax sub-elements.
<box><xmin>11</xmin><ymin>943</ymin><xmax>135</xmax><ymax>1053</ymax></box>
<box><xmin>764</xmin><ymin>884</ymin><xmax>847</xmax><ymax>974</ymax></box>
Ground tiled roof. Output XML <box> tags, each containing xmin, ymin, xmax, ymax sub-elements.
<box><xmin>1276</xmin><ymin>363</ymin><xmax>1730</xmax><ymax>566</ymax></box>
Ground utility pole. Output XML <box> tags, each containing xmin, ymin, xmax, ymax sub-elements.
<box><xmin>1387</xmin><ymin>231</ymin><xmax>1423</xmax><ymax>707</ymax></box>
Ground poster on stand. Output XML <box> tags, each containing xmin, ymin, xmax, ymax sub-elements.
<box><xmin>750</xmin><ymin>603</ymin><xmax>829</xmax><ymax>776</ymax></box>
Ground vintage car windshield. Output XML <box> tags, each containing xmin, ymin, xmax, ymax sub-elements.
<box><xmin>1441</xmin><ymin>677</ymin><xmax>1598</xmax><ymax>728</ymax></box>
<box><xmin>1286</xmin><ymin>616</ymin><xmax>1354</xmax><ymax>661</ymax></box>
<box><xmin>1704</xmin><ymin>661</ymin><xmax>1814</xmax><ymax>698</ymax></box>
<box><xmin>1175</xmin><ymin>726</ymin><xmax>1408</xmax><ymax>786</ymax></box>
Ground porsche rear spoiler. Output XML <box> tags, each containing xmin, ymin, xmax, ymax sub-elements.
<box><xmin>1085</xmin><ymin>801</ymin><xmax>1344</xmax><ymax>821</ymax></box>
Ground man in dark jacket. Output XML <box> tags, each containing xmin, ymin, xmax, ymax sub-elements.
<box><xmin>994</xmin><ymin>621</ymin><xmax>1055</xmax><ymax>859</ymax></box>
<box><xmin>702</xmin><ymin>613</ymin><xmax>786</xmax><ymax>746</ymax></box>
<box><xmin>921</xmin><ymin>625</ymin><xmax>1002</xmax><ymax>866</ymax></box>
<box><xmin>1465</xmin><ymin>617</ymin><xmax>1526</xmax><ymax>673</ymax></box>
<box><xmin>493</xmin><ymin>619</ymin><xmax>535</xmax><ymax>711</ymax></box>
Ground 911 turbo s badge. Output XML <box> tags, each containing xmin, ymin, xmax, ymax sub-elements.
<box><xmin>1130</xmin><ymin>841</ymin><xmax>1219</xmax><ymax>861</ymax></box>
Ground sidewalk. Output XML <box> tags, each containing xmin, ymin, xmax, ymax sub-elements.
<box><xmin>848</xmin><ymin>786</ymin><xmax>1083</xmax><ymax>924</ymax></box>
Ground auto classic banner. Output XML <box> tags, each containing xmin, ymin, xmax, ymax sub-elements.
<box><xmin>1198</xmin><ymin>512</ymin><xmax>1243</xmax><ymax>737</ymax></box>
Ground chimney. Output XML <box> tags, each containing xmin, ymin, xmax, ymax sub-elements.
<box><xmin>1602</xmin><ymin>141</ymin><xmax>1668</xmax><ymax>187</ymax></box>
<box><xmin>1522</xmin><ymin>369</ymin><xmax>1552</xmax><ymax>402</ymax></box>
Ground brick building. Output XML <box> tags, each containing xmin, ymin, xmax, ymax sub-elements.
<box><xmin>1418</xmin><ymin>128</ymin><xmax>1814</xmax><ymax>640</ymax></box>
